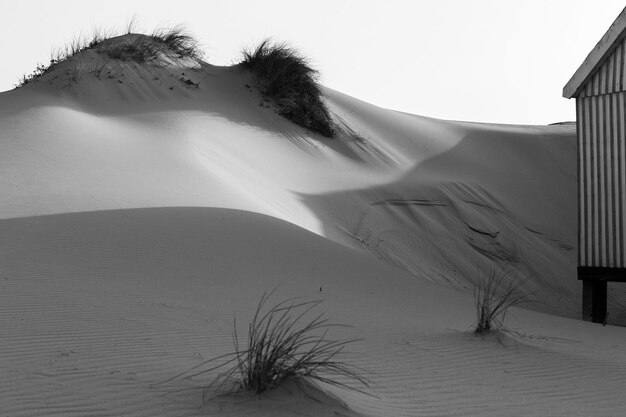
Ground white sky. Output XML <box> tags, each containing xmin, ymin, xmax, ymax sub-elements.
<box><xmin>0</xmin><ymin>0</ymin><xmax>624</xmax><ymax>124</ymax></box>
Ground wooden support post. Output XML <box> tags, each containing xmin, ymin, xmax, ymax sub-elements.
<box><xmin>582</xmin><ymin>280</ymin><xmax>607</xmax><ymax>323</ymax></box>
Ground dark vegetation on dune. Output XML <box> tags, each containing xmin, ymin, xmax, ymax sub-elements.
<box><xmin>17</xmin><ymin>28</ymin><xmax>336</xmax><ymax>137</ymax></box>
<box><xmin>241</xmin><ymin>39</ymin><xmax>336</xmax><ymax>138</ymax></box>
<box><xmin>16</xmin><ymin>25</ymin><xmax>202</xmax><ymax>87</ymax></box>
<box><xmin>98</xmin><ymin>27</ymin><xmax>202</xmax><ymax>64</ymax></box>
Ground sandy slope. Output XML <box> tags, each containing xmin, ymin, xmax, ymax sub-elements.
<box><xmin>1</xmin><ymin>208</ymin><xmax>625</xmax><ymax>417</ymax></box>
<box><xmin>1</xmin><ymin>57</ymin><xmax>595</xmax><ymax>319</ymax></box>
<box><xmin>1</xmin><ymin>40</ymin><xmax>626</xmax><ymax>415</ymax></box>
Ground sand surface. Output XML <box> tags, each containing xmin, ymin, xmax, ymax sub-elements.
<box><xmin>1</xmin><ymin>44</ymin><xmax>626</xmax><ymax>416</ymax></box>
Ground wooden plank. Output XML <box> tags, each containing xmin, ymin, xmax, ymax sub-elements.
<box><xmin>616</xmin><ymin>42</ymin><xmax>623</xmax><ymax>92</ymax></box>
<box><xmin>601</xmin><ymin>54</ymin><xmax>609</xmax><ymax>95</ymax></box>
<box><xmin>606</xmin><ymin>94</ymin><xmax>615</xmax><ymax>266</ymax></box>
<box><xmin>611</xmin><ymin>94</ymin><xmax>619</xmax><ymax>266</ymax></box>
<box><xmin>594</xmin><ymin>96</ymin><xmax>608</xmax><ymax>266</ymax></box>
<box><xmin>619</xmin><ymin>40</ymin><xmax>626</xmax><ymax>91</ymax></box>
<box><xmin>592</xmin><ymin>96</ymin><xmax>600</xmax><ymax>266</ymax></box>
<box><xmin>620</xmin><ymin>92</ymin><xmax>626</xmax><ymax>267</ymax></box>
<box><xmin>584</xmin><ymin>97</ymin><xmax>593</xmax><ymax>266</ymax></box>
<box><xmin>578</xmin><ymin>99</ymin><xmax>586</xmax><ymax>266</ymax></box>
<box><xmin>579</xmin><ymin>266</ymin><xmax>626</xmax><ymax>281</ymax></box>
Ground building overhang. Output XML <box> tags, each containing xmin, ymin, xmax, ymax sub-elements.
<box><xmin>563</xmin><ymin>7</ymin><xmax>626</xmax><ymax>99</ymax></box>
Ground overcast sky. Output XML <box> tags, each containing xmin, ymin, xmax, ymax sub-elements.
<box><xmin>1</xmin><ymin>1</ymin><xmax>624</xmax><ymax>125</ymax></box>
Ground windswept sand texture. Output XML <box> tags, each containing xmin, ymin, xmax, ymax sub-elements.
<box><xmin>2</xmin><ymin>36</ymin><xmax>626</xmax><ymax>416</ymax></box>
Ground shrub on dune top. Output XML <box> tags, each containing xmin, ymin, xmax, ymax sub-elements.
<box><xmin>100</xmin><ymin>27</ymin><xmax>202</xmax><ymax>63</ymax></box>
<box><xmin>151</xmin><ymin>27</ymin><xmax>202</xmax><ymax>61</ymax></box>
<box><xmin>16</xmin><ymin>25</ymin><xmax>202</xmax><ymax>87</ymax></box>
<box><xmin>241</xmin><ymin>39</ymin><xmax>336</xmax><ymax>138</ymax></box>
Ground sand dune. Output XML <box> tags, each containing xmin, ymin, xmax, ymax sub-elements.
<box><xmin>2</xmin><ymin>38</ymin><xmax>626</xmax><ymax>416</ymax></box>
<box><xmin>0</xmin><ymin>60</ymin><xmax>587</xmax><ymax>316</ymax></box>
<box><xmin>1</xmin><ymin>208</ymin><xmax>625</xmax><ymax>416</ymax></box>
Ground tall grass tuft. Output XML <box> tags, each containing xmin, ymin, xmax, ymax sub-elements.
<box><xmin>16</xmin><ymin>25</ymin><xmax>201</xmax><ymax>87</ymax></box>
<box><xmin>98</xmin><ymin>27</ymin><xmax>202</xmax><ymax>64</ymax></box>
<box><xmin>241</xmin><ymin>39</ymin><xmax>335</xmax><ymax>138</ymax></box>
<box><xmin>474</xmin><ymin>270</ymin><xmax>528</xmax><ymax>335</ymax></box>
<box><xmin>16</xmin><ymin>31</ymin><xmax>110</xmax><ymax>87</ymax></box>
<box><xmin>170</xmin><ymin>291</ymin><xmax>368</xmax><ymax>398</ymax></box>
<box><xmin>151</xmin><ymin>26</ymin><xmax>202</xmax><ymax>61</ymax></box>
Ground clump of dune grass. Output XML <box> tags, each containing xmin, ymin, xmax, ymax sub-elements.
<box><xmin>474</xmin><ymin>270</ymin><xmax>529</xmax><ymax>335</ymax></box>
<box><xmin>170</xmin><ymin>291</ymin><xmax>368</xmax><ymax>398</ymax></box>
<box><xmin>241</xmin><ymin>39</ymin><xmax>335</xmax><ymax>138</ymax></box>
<box><xmin>16</xmin><ymin>25</ymin><xmax>201</xmax><ymax>87</ymax></box>
<box><xmin>151</xmin><ymin>26</ymin><xmax>202</xmax><ymax>61</ymax></box>
<box><xmin>16</xmin><ymin>63</ymin><xmax>50</xmax><ymax>88</ymax></box>
<box><xmin>15</xmin><ymin>32</ymin><xmax>103</xmax><ymax>87</ymax></box>
<box><xmin>99</xmin><ymin>26</ymin><xmax>202</xmax><ymax>63</ymax></box>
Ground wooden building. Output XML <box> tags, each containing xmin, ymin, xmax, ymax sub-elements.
<box><xmin>563</xmin><ymin>7</ymin><xmax>626</xmax><ymax>323</ymax></box>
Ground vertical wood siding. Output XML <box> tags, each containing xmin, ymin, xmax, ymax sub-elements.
<box><xmin>579</xmin><ymin>36</ymin><xmax>626</xmax><ymax>97</ymax></box>
<box><xmin>578</xmin><ymin>91</ymin><xmax>626</xmax><ymax>267</ymax></box>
